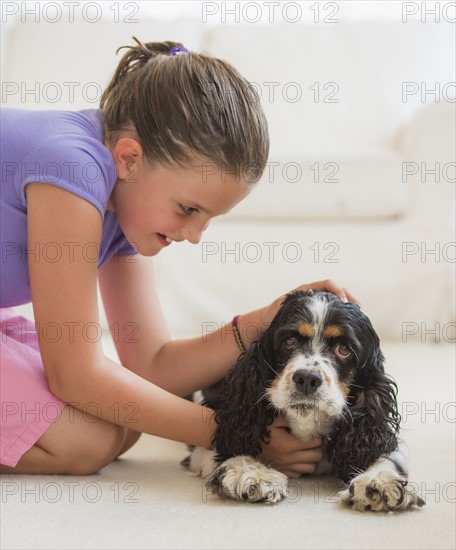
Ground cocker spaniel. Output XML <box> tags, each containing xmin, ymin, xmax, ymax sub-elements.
<box><xmin>184</xmin><ymin>290</ymin><xmax>424</xmax><ymax>512</ymax></box>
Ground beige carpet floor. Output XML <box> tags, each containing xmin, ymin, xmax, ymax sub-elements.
<box><xmin>1</xmin><ymin>342</ymin><xmax>455</xmax><ymax>550</ymax></box>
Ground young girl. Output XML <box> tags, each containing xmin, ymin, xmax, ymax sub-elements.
<box><xmin>0</xmin><ymin>39</ymin><xmax>357</xmax><ymax>477</ymax></box>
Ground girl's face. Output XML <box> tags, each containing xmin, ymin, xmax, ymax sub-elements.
<box><xmin>107</xmin><ymin>138</ymin><xmax>250</xmax><ymax>256</ymax></box>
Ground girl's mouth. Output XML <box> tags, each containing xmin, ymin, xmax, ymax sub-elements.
<box><xmin>157</xmin><ymin>233</ymin><xmax>172</xmax><ymax>247</ymax></box>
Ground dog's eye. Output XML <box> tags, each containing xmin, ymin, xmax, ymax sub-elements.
<box><xmin>283</xmin><ymin>337</ymin><xmax>297</xmax><ymax>350</ymax></box>
<box><xmin>334</xmin><ymin>344</ymin><xmax>351</xmax><ymax>360</ymax></box>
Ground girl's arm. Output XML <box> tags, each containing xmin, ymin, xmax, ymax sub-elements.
<box><xmin>98</xmin><ymin>251</ymin><xmax>263</xmax><ymax>396</ymax></box>
<box><xmin>98</xmin><ymin>252</ymin><xmax>324</xmax><ymax>472</ymax></box>
<box><xmin>25</xmin><ymin>182</ymin><xmax>214</xmax><ymax>447</ymax></box>
<box><xmin>98</xmin><ymin>251</ymin><xmax>357</xmax><ymax>398</ymax></box>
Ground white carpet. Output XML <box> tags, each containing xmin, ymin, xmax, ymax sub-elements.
<box><xmin>1</xmin><ymin>342</ymin><xmax>455</xmax><ymax>550</ymax></box>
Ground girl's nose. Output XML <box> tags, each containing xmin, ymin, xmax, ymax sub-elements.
<box><xmin>181</xmin><ymin>226</ymin><xmax>202</xmax><ymax>245</ymax></box>
<box><xmin>182</xmin><ymin>220</ymin><xmax>210</xmax><ymax>245</ymax></box>
<box><xmin>184</xmin><ymin>231</ymin><xmax>202</xmax><ymax>245</ymax></box>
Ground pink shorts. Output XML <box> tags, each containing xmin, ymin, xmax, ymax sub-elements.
<box><xmin>0</xmin><ymin>307</ymin><xmax>66</xmax><ymax>467</ymax></box>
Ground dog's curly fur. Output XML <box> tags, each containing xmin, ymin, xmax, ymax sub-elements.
<box><xmin>184</xmin><ymin>290</ymin><xmax>424</xmax><ymax>511</ymax></box>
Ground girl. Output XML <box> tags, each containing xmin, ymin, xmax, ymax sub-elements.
<box><xmin>0</xmin><ymin>39</ymin><xmax>357</xmax><ymax>476</ymax></box>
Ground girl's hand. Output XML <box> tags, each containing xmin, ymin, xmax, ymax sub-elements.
<box><xmin>261</xmin><ymin>279</ymin><xmax>361</xmax><ymax>328</ymax></box>
<box><xmin>260</xmin><ymin>415</ymin><xmax>324</xmax><ymax>478</ymax></box>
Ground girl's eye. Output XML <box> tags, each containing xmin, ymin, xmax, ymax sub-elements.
<box><xmin>334</xmin><ymin>344</ymin><xmax>351</xmax><ymax>360</ymax></box>
<box><xmin>178</xmin><ymin>203</ymin><xmax>198</xmax><ymax>215</ymax></box>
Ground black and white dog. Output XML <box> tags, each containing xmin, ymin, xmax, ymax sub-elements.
<box><xmin>184</xmin><ymin>290</ymin><xmax>424</xmax><ymax>511</ymax></box>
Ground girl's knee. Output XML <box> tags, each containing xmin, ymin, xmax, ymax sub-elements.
<box><xmin>65</xmin><ymin>420</ymin><xmax>127</xmax><ymax>475</ymax></box>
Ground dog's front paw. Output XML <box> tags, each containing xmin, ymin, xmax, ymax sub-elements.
<box><xmin>339</xmin><ymin>471</ymin><xmax>425</xmax><ymax>512</ymax></box>
<box><xmin>209</xmin><ymin>456</ymin><xmax>288</xmax><ymax>504</ymax></box>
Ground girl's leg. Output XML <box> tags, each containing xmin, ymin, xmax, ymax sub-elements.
<box><xmin>117</xmin><ymin>429</ymin><xmax>142</xmax><ymax>458</ymax></box>
<box><xmin>0</xmin><ymin>405</ymin><xmax>136</xmax><ymax>475</ymax></box>
<box><xmin>0</xmin><ymin>308</ymin><xmax>142</xmax><ymax>474</ymax></box>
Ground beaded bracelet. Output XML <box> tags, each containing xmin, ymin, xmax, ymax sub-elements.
<box><xmin>232</xmin><ymin>315</ymin><xmax>246</xmax><ymax>353</ymax></box>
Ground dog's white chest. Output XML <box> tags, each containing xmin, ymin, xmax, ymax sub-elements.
<box><xmin>286</xmin><ymin>409</ymin><xmax>319</xmax><ymax>440</ymax></box>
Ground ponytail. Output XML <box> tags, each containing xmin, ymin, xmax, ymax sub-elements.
<box><xmin>101</xmin><ymin>38</ymin><xmax>185</xmax><ymax>105</ymax></box>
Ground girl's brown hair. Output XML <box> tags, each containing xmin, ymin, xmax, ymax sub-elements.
<box><xmin>100</xmin><ymin>38</ymin><xmax>269</xmax><ymax>185</ymax></box>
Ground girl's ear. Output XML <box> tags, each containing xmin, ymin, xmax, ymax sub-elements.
<box><xmin>111</xmin><ymin>137</ymin><xmax>144</xmax><ymax>180</ymax></box>
<box><xmin>330</xmin><ymin>342</ymin><xmax>401</xmax><ymax>483</ymax></box>
<box><xmin>203</xmin><ymin>338</ymin><xmax>276</xmax><ymax>459</ymax></box>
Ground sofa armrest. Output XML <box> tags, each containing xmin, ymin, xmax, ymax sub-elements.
<box><xmin>396</xmin><ymin>102</ymin><xmax>456</xmax><ymax>224</ymax></box>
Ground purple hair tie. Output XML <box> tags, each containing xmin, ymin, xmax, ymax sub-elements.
<box><xmin>168</xmin><ymin>46</ymin><xmax>190</xmax><ymax>56</ymax></box>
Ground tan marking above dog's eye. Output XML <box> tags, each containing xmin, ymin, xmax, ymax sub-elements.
<box><xmin>297</xmin><ymin>323</ymin><xmax>314</xmax><ymax>337</ymax></box>
<box><xmin>324</xmin><ymin>325</ymin><xmax>343</xmax><ymax>338</ymax></box>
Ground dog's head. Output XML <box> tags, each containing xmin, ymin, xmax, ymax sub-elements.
<box><xmin>264</xmin><ymin>289</ymin><xmax>378</xmax><ymax>427</ymax></box>
<box><xmin>206</xmin><ymin>290</ymin><xmax>400</xmax><ymax>479</ymax></box>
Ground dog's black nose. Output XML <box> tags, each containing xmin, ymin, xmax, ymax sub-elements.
<box><xmin>292</xmin><ymin>370</ymin><xmax>322</xmax><ymax>395</ymax></box>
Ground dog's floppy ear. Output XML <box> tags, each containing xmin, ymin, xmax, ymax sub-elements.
<box><xmin>203</xmin><ymin>337</ymin><xmax>276</xmax><ymax>460</ymax></box>
<box><xmin>330</xmin><ymin>322</ymin><xmax>401</xmax><ymax>483</ymax></box>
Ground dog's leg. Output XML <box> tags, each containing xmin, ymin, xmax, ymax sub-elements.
<box><xmin>183</xmin><ymin>446</ymin><xmax>219</xmax><ymax>478</ymax></box>
<box><xmin>184</xmin><ymin>447</ymin><xmax>288</xmax><ymax>503</ymax></box>
<box><xmin>208</xmin><ymin>455</ymin><xmax>289</xmax><ymax>504</ymax></box>
<box><xmin>338</xmin><ymin>449</ymin><xmax>425</xmax><ymax>512</ymax></box>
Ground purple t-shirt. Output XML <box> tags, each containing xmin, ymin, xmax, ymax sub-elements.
<box><xmin>0</xmin><ymin>108</ymin><xmax>137</xmax><ymax>307</ymax></box>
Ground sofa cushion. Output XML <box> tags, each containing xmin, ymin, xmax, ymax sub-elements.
<box><xmin>206</xmin><ymin>21</ymin><xmax>454</xmax><ymax>156</ymax></box>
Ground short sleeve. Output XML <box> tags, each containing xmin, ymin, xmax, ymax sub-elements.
<box><xmin>14</xmin><ymin>134</ymin><xmax>117</xmax><ymax>220</ymax></box>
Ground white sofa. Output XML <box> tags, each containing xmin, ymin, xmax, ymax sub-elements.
<box><xmin>2</xmin><ymin>16</ymin><xmax>455</xmax><ymax>341</ymax></box>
